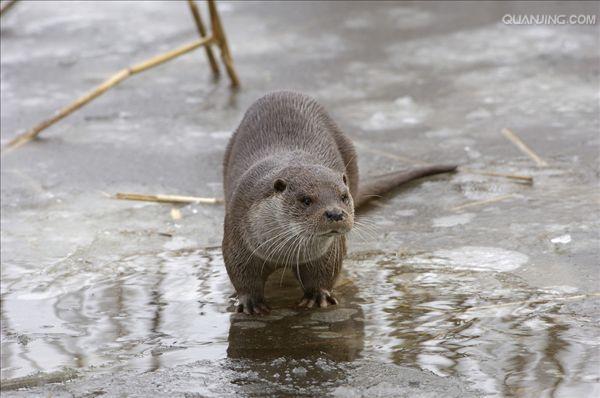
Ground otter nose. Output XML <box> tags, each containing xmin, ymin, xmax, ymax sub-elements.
<box><xmin>324</xmin><ymin>209</ymin><xmax>345</xmax><ymax>222</ymax></box>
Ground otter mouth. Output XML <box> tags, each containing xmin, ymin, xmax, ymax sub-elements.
<box><xmin>319</xmin><ymin>230</ymin><xmax>345</xmax><ymax>237</ymax></box>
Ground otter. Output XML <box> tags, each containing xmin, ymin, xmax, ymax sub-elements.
<box><xmin>223</xmin><ymin>91</ymin><xmax>455</xmax><ymax>314</ymax></box>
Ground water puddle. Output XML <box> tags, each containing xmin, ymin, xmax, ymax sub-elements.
<box><xmin>1</xmin><ymin>247</ymin><xmax>599</xmax><ymax>396</ymax></box>
<box><xmin>345</xmin><ymin>251</ymin><xmax>600</xmax><ymax>396</ymax></box>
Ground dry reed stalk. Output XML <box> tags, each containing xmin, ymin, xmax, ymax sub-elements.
<box><xmin>502</xmin><ymin>128</ymin><xmax>548</xmax><ymax>167</ymax></box>
<box><xmin>3</xmin><ymin>36</ymin><xmax>214</xmax><ymax>152</ymax></box>
<box><xmin>0</xmin><ymin>0</ymin><xmax>18</xmax><ymax>16</ymax></box>
<box><xmin>207</xmin><ymin>0</ymin><xmax>240</xmax><ymax>87</ymax></box>
<box><xmin>451</xmin><ymin>193</ymin><xmax>515</xmax><ymax>211</ymax></box>
<box><xmin>114</xmin><ymin>192</ymin><xmax>223</xmax><ymax>204</ymax></box>
<box><xmin>460</xmin><ymin>167</ymin><xmax>533</xmax><ymax>184</ymax></box>
<box><xmin>187</xmin><ymin>0</ymin><xmax>220</xmax><ymax>77</ymax></box>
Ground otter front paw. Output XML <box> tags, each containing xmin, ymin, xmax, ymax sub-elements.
<box><xmin>236</xmin><ymin>294</ymin><xmax>271</xmax><ymax>315</ymax></box>
<box><xmin>298</xmin><ymin>289</ymin><xmax>338</xmax><ymax>309</ymax></box>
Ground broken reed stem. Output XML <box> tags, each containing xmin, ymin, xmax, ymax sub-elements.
<box><xmin>451</xmin><ymin>193</ymin><xmax>515</xmax><ymax>211</ymax></box>
<box><xmin>502</xmin><ymin>128</ymin><xmax>548</xmax><ymax>167</ymax></box>
<box><xmin>352</xmin><ymin>141</ymin><xmax>430</xmax><ymax>166</ymax></box>
<box><xmin>3</xmin><ymin>36</ymin><xmax>214</xmax><ymax>152</ymax></box>
<box><xmin>114</xmin><ymin>192</ymin><xmax>223</xmax><ymax>205</ymax></box>
<box><xmin>460</xmin><ymin>167</ymin><xmax>533</xmax><ymax>184</ymax></box>
<box><xmin>187</xmin><ymin>0</ymin><xmax>220</xmax><ymax>77</ymax></box>
<box><xmin>207</xmin><ymin>0</ymin><xmax>240</xmax><ymax>88</ymax></box>
<box><xmin>0</xmin><ymin>0</ymin><xmax>18</xmax><ymax>16</ymax></box>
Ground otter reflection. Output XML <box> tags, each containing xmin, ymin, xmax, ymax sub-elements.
<box><xmin>226</xmin><ymin>269</ymin><xmax>364</xmax><ymax>390</ymax></box>
<box><xmin>227</xmin><ymin>268</ymin><xmax>364</xmax><ymax>361</ymax></box>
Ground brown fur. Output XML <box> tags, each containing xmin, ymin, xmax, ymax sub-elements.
<box><xmin>223</xmin><ymin>91</ymin><xmax>455</xmax><ymax>314</ymax></box>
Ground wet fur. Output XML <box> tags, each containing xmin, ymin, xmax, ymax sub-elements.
<box><xmin>222</xmin><ymin>91</ymin><xmax>455</xmax><ymax>314</ymax></box>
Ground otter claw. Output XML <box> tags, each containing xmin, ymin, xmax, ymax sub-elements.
<box><xmin>298</xmin><ymin>290</ymin><xmax>338</xmax><ymax>309</ymax></box>
<box><xmin>236</xmin><ymin>296</ymin><xmax>271</xmax><ymax>315</ymax></box>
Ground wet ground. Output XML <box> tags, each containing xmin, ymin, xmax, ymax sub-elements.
<box><xmin>1</xmin><ymin>1</ymin><xmax>599</xmax><ymax>397</ymax></box>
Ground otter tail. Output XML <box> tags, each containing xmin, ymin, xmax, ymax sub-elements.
<box><xmin>355</xmin><ymin>164</ymin><xmax>457</xmax><ymax>209</ymax></box>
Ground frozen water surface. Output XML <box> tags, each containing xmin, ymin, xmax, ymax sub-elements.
<box><xmin>1</xmin><ymin>1</ymin><xmax>599</xmax><ymax>397</ymax></box>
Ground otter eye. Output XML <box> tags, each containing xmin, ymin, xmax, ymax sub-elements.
<box><xmin>342</xmin><ymin>174</ymin><xmax>347</xmax><ymax>185</ymax></box>
<box><xmin>300</xmin><ymin>196</ymin><xmax>312</xmax><ymax>206</ymax></box>
<box><xmin>274</xmin><ymin>179</ymin><xmax>287</xmax><ymax>192</ymax></box>
<box><xmin>341</xmin><ymin>193</ymin><xmax>349</xmax><ymax>203</ymax></box>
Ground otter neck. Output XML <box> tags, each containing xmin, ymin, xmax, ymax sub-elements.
<box><xmin>244</xmin><ymin>226</ymin><xmax>341</xmax><ymax>267</ymax></box>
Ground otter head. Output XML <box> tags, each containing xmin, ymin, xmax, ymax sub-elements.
<box><xmin>244</xmin><ymin>165</ymin><xmax>354</xmax><ymax>264</ymax></box>
<box><xmin>271</xmin><ymin>165</ymin><xmax>354</xmax><ymax>238</ymax></box>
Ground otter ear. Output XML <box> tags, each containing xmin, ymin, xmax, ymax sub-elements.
<box><xmin>342</xmin><ymin>174</ymin><xmax>348</xmax><ymax>185</ymax></box>
<box><xmin>274</xmin><ymin>178</ymin><xmax>287</xmax><ymax>192</ymax></box>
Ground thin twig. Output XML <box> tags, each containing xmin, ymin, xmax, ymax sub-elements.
<box><xmin>451</xmin><ymin>194</ymin><xmax>516</xmax><ymax>211</ymax></box>
<box><xmin>0</xmin><ymin>369</ymin><xmax>78</xmax><ymax>391</ymax></box>
<box><xmin>502</xmin><ymin>128</ymin><xmax>548</xmax><ymax>167</ymax></box>
<box><xmin>5</xmin><ymin>169</ymin><xmax>45</xmax><ymax>194</ymax></box>
<box><xmin>3</xmin><ymin>36</ymin><xmax>214</xmax><ymax>152</ymax></box>
<box><xmin>460</xmin><ymin>167</ymin><xmax>533</xmax><ymax>184</ymax></box>
<box><xmin>114</xmin><ymin>192</ymin><xmax>223</xmax><ymax>205</ymax></box>
<box><xmin>187</xmin><ymin>0</ymin><xmax>220</xmax><ymax>77</ymax></box>
<box><xmin>464</xmin><ymin>292</ymin><xmax>600</xmax><ymax>313</ymax></box>
<box><xmin>413</xmin><ymin>292</ymin><xmax>600</xmax><ymax>344</ymax></box>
